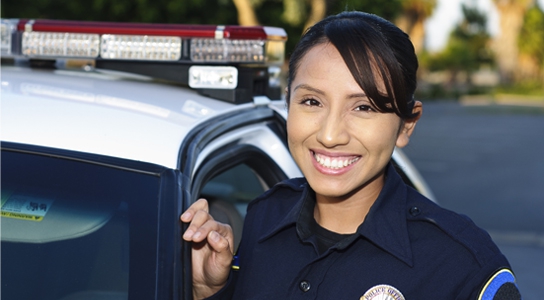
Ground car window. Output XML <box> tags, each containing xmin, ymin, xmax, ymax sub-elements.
<box><xmin>193</xmin><ymin>142</ymin><xmax>289</xmax><ymax>252</ymax></box>
<box><xmin>201</xmin><ymin>163</ymin><xmax>265</xmax><ymax>218</ymax></box>
<box><xmin>199</xmin><ymin>163</ymin><xmax>266</xmax><ymax>251</ymax></box>
<box><xmin>1</xmin><ymin>149</ymin><xmax>162</xmax><ymax>300</ymax></box>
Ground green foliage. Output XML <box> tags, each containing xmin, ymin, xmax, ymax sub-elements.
<box><xmin>425</xmin><ymin>4</ymin><xmax>492</xmax><ymax>72</ymax></box>
<box><xmin>1</xmin><ymin>0</ymin><xmax>239</xmax><ymax>25</ymax></box>
<box><xmin>1</xmin><ymin>0</ymin><xmax>406</xmax><ymax>58</ymax></box>
<box><xmin>401</xmin><ymin>0</ymin><xmax>436</xmax><ymax>18</ymax></box>
<box><xmin>518</xmin><ymin>3</ymin><xmax>544</xmax><ymax>66</ymax></box>
<box><xmin>327</xmin><ymin>0</ymin><xmax>403</xmax><ymax>21</ymax></box>
<box><xmin>494</xmin><ymin>80</ymin><xmax>544</xmax><ymax>96</ymax></box>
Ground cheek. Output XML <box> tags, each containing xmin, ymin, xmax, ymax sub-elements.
<box><xmin>286</xmin><ymin>110</ymin><xmax>315</xmax><ymax>151</ymax></box>
<box><xmin>286</xmin><ymin>113</ymin><xmax>304</xmax><ymax>147</ymax></box>
<box><xmin>351</xmin><ymin>118</ymin><xmax>400</xmax><ymax>150</ymax></box>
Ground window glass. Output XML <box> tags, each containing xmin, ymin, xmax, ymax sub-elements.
<box><xmin>200</xmin><ymin>163</ymin><xmax>265</xmax><ymax>218</ymax></box>
<box><xmin>1</xmin><ymin>150</ymin><xmax>161</xmax><ymax>300</ymax></box>
<box><xmin>200</xmin><ymin>163</ymin><xmax>266</xmax><ymax>251</ymax></box>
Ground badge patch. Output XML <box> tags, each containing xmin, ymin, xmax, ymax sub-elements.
<box><xmin>360</xmin><ymin>284</ymin><xmax>405</xmax><ymax>300</ymax></box>
<box><xmin>478</xmin><ymin>269</ymin><xmax>519</xmax><ymax>300</ymax></box>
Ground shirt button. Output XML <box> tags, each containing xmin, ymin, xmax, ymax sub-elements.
<box><xmin>409</xmin><ymin>206</ymin><xmax>421</xmax><ymax>216</ymax></box>
<box><xmin>299</xmin><ymin>280</ymin><xmax>311</xmax><ymax>292</ymax></box>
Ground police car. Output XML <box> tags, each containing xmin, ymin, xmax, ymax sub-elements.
<box><xmin>0</xmin><ymin>18</ymin><xmax>435</xmax><ymax>300</ymax></box>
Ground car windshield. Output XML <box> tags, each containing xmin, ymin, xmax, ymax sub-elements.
<box><xmin>1</xmin><ymin>148</ymin><xmax>162</xmax><ymax>300</ymax></box>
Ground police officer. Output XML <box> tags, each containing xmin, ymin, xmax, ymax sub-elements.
<box><xmin>182</xmin><ymin>11</ymin><xmax>521</xmax><ymax>299</ymax></box>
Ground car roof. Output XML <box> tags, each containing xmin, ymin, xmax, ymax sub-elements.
<box><xmin>1</xmin><ymin>65</ymin><xmax>247</xmax><ymax>168</ymax></box>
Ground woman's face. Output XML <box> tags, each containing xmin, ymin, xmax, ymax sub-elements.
<box><xmin>287</xmin><ymin>43</ymin><xmax>419</xmax><ymax>200</ymax></box>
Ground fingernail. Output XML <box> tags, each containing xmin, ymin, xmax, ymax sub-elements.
<box><xmin>183</xmin><ymin>229</ymin><xmax>194</xmax><ymax>239</ymax></box>
<box><xmin>180</xmin><ymin>212</ymin><xmax>190</xmax><ymax>220</ymax></box>
<box><xmin>210</xmin><ymin>231</ymin><xmax>220</xmax><ymax>242</ymax></box>
<box><xmin>193</xmin><ymin>231</ymin><xmax>202</xmax><ymax>240</ymax></box>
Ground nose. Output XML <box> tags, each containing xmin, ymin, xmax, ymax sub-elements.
<box><xmin>316</xmin><ymin>111</ymin><xmax>350</xmax><ymax>148</ymax></box>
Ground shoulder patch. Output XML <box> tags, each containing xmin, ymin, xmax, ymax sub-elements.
<box><xmin>361</xmin><ymin>284</ymin><xmax>405</xmax><ymax>300</ymax></box>
<box><xmin>478</xmin><ymin>269</ymin><xmax>521</xmax><ymax>300</ymax></box>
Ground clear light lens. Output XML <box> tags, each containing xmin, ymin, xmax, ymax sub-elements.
<box><xmin>1</xmin><ymin>19</ymin><xmax>16</xmax><ymax>55</ymax></box>
<box><xmin>188</xmin><ymin>66</ymin><xmax>238</xmax><ymax>89</ymax></box>
<box><xmin>101</xmin><ymin>34</ymin><xmax>181</xmax><ymax>61</ymax></box>
<box><xmin>22</xmin><ymin>32</ymin><xmax>100</xmax><ymax>58</ymax></box>
<box><xmin>190</xmin><ymin>39</ymin><xmax>265</xmax><ymax>63</ymax></box>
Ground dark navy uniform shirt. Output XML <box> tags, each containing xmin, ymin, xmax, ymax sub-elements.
<box><xmin>209</xmin><ymin>163</ymin><xmax>521</xmax><ymax>299</ymax></box>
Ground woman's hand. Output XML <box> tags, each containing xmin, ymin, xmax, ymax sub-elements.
<box><xmin>181</xmin><ymin>198</ymin><xmax>234</xmax><ymax>299</ymax></box>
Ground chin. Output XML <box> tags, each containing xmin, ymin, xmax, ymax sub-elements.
<box><xmin>308</xmin><ymin>178</ymin><xmax>356</xmax><ymax>199</ymax></box>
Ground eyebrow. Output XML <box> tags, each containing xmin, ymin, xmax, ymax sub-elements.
<box><xmin>293</xmin><ymin>84</ymin><xmax>325</xmax><ymax>95</ymax></box>
<box><xmin>293</xmin><ymin>83</ymin><xmax>367</xmax><ymax>99</ymax></box>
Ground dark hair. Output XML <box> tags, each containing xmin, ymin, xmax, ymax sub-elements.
<box><xmin>286</xmin><ymin>11</ymin><xmax>419</xmax><ymax>120</ymax></box>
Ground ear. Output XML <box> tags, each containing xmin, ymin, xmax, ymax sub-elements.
<box><xmin>396</xmin><ymin>101</ymin><xmax>422</xmax><ymax>148</ymax></box>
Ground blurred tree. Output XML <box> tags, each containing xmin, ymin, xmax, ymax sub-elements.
<box><xmin>239</xmin><ymin>0</ymin><xmax>405</xmax><ymax>56</ymax></box>
<box><xmin>1</xmin><ymin>0</ymin><xmax>239</xmax><ymax>25</ymax></box>
<box><xmin>233</xmin><ymin>0</ymin><xmax>260</xmax><ymax>25</ymax></box>
<box><xmin>395</xmin><ymin>0</ymin><xmax>437</xmax><ymax>54</ymax></box>
<box><xmin>328</xmin><ymin>0</ymin><xmax>403</xmax><ymax>21</ymax></box>
<box><xmin>304</xmin><ymin>0</ymin><xmax>326</xmax><ymax>31</ymax></box>
<box><xmin>518</xmin><ymin>3</ymin><xmax>544</xmax><ymax>83</ymax></box>
<box><xmin>425</xmin><ymin>4</ymin><xmax>492</xmax><ymax>92</ymax></box>
<box><xmin>492</xmin><ymin>0</ymin><xmax>535</xmax><ymax>84</ymax></box>
<box><xmin>1</xmin><ymin>0</ymin><xmax>407</xmax><ymax>58</ymax></box>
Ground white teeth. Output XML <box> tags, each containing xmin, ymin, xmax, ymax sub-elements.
<box><xmin>314</xmin><ymin>153</ymin><xmax>359</xmax><ymax>169</ymax></box>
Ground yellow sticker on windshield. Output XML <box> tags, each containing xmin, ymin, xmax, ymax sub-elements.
<box><xmin>1</xmin><ymin>193</ymin><xmax>54</xmax><ymax>222</ymax></box>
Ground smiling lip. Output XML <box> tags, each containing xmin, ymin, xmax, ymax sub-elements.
<box><xmin>311</xmin><ymin>150</ymin><xmax>360</xmax><ymax>175</ymax></box>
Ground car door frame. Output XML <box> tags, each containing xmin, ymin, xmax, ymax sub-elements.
<box><xmin>176</xmin><ymin>103</ymin><xmax>302</xmax><ymax>299</ymax></box>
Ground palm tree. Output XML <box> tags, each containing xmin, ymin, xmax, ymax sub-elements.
<box><xmin>395</xmin><ymin>0</ymin><xmax>437</xmax><ymax>54</ymax></box>
<box><xmin>233</xmin><ymin>0</ymin><xmax>260</xmax><ymax>25</ymax></box>
<box><xmin>233</xmin><ymin>0</ymin><xmax>325</xmax><ymax>29</ymax></box>
<box><xmin>491</xmin><ymin>0</ymin><xmax>535</xmax><ymax>83</ymax></box>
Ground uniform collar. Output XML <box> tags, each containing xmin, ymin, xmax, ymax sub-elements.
<box><xmin>357</xmin><ymin>163</ymin><xmax>413</xmax><ymax>266</ymax></box>
<box><xmin>259</xmin><ymin>162</ymin><xmax>413</xmax><ymax>267</ymax></box>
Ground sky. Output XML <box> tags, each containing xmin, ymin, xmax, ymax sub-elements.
<box><xmin>425</xmin><ymin>0</ymin><xmax>544</xmax><ymax>52</ymax></box>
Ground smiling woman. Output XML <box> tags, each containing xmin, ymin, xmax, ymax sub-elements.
<box><xmin>286</xmin><ymin>42</ymin><xmax>421</xmax><ymax>234</ymax></box>
<box><xmin>181</xmin><ymin>11</ymin><xmax>521</xmax><ymax>300</ymax></box>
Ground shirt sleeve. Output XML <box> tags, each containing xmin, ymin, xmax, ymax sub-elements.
<box><xmin>455</xmin><ymin>254</ymin><xmax>521</xmax><ymax>300</ymax></box>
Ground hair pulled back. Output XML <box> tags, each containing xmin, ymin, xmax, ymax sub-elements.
<box><xmin>287</xmin><ymin>11</ymin><xmax>419</xmax><ymax>120</ymax></box>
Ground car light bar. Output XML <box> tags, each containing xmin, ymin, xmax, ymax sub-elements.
<box><xmin>1</xmin><ymin>19</ymin><xmax>287</xmax><ymax>65</ymax></box>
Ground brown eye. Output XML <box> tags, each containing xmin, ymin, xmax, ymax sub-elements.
<box><xmin>355</xmin><ymin>105</ymin><xmax>375</xmax><ymax>112</ymax></box>
<box><xmin>301</xmin><ymin>99</ymin><xmax>321</xmax><ymax>106</ymax></box>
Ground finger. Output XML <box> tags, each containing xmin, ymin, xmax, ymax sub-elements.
<box><xmin>183</xmin><ymin>209</ymin><xmax>215</xmax><ymax>241</ymax></box>
<box><xmin>187</xmin><ymin>214</ymin><xmax>230</xmax><ymax>243</ymax></box>
<box><xmin>180</xmin><ymin>198</ymin><xmax>209</xmax><ymax>222</ymax></box>
<box><xmin>208</xmin><ymin>224</ymin><xmax>234</xmax><ymax>255</ymax></box>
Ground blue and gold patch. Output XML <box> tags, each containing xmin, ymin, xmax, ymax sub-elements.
<box><xmin>478</xmin><ymin>269</ymin><xmax>521</xmax><ymax>300</ymax></box>
<box><xmin>232</xmin><ymin>255</ymin><xmax>240</xmax><ymax>270</ymax></box>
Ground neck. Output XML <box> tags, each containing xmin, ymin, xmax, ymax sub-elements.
<box><xmin>313</xmin><ymin>174</ymin><xmax>384</xmax><ymax>234</ymax></box>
